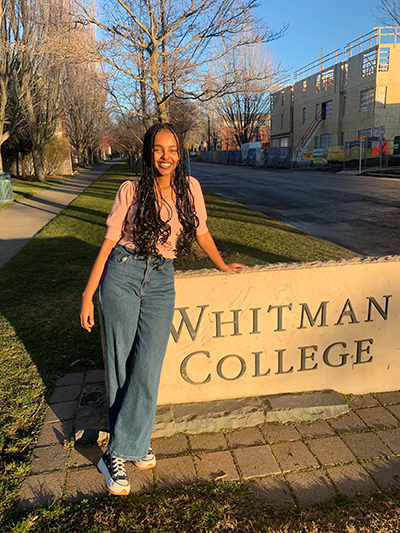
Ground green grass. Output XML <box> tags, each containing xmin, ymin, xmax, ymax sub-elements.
<box><xmin>7</xmin><ymin>483</ymin><xmax>400</xmax><ymax>532</ymax></box>
<box><xmin>0</xmin><ymin>160</ymin><xmax>378</xmax><ymax>531</ymax></box>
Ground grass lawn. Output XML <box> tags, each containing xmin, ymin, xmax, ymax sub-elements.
<box><xmin>2</xmin><ymin>160</ymin><xmax>399</xmax><ymax>532</ymax></box>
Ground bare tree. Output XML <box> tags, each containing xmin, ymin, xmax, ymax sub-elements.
<box><xmin>0</xmin><ymin>0</ymin><xmax>24</xmax><ymax>172</ymax></box>
<box><xmin>62</xmin><ymin>63</ymin><xmax>108</xmax><ymax>167</ymax></box>
<box><xmin>168</xmin><ymin>97</ymin><xmax>204</xmax><ymax>144</ymax></box>
<box><xmin>211</xmin><ymin>36</ymin><xmax>281</xmax><ymax>147</ymax></box>
<box><xmin>15</xmin><ymin>0</ymin><xmax>69</xmax><ymax>181</ymax></box>
<box><xmin>73</xmin><ymin>0</ymin><xmax>287</xmax><ymax>124</ymax></box>
<box><xmin>15</xmin><ymin>0</ymin><xmax>97</xmax><ymax>181</ymax></box>
<box><xmin>375</xmin><ymin>0</ymin><xmax>400</xmax><ymax>25</ymax></box>
<box><xmin>112</xmin><ymin>112</ymin><xmax>143</xmax><ymax>157</ymax></box>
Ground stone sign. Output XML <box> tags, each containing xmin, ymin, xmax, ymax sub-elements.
<box><xmin>157</xmin><ymin>256</ymin><xmax>400</xmax><ymax>405</ymax></box>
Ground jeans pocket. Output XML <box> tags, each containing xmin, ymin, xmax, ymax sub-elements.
<box><xmin>159</xmin><ymin>261</ymin><xmax>175</xmax><ymax>277</ymax></box>
<box><xmin>107</xmin><ymin>245</ymin><xmax>131</xmax><ymax>265</ymax></box>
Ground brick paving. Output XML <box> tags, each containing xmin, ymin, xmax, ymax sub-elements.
<box><xmin>18</xmin><ymin>371</ymin><xmax>400</xmax><ymax>511</ymax></box>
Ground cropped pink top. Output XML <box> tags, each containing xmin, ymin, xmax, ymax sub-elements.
<box><xmin>105</xmin><ymin>177</ymin><xmax>208</xmax><ymax>258</ymax></box>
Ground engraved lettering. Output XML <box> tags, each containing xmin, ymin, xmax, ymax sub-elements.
<box><xmin>213</xmin><ymin>310</ymin><xmax>242</xmax><ymax>338</ymax></box>
<box><xmin>252</xmin><ymin>351</ymin><xmax>270</xmax><ymax>377</ymax></box>
<box><xmin>298</xmin><ymin>301</ymin><xmax>329</xmax><ymax>329</ymax></box>
<box><xmin>180</xmin><ymin>351</ymin><xmax>211</xmax><ymax>385</ymax></box>
<box><xmin>298</xmin><ymin>345</ymin><xmax>318</xmax><ymax>371</ymax></box>
<box><xmin>171</xmin><ymin>305</ymin><xmax>209</xmax><ymax>342</ymax></box>
<box><xmin>335</xmin><ymin>299</ymin><xmax>360</xmax><ymax>325</ymax></box>
<box><xmin>216</xmin><ymin>354</ymin><xmax>246</xmax><ymax>381</ymax></box>
<box><xmin>250</xmin><ymin>308</ymin><xmax>261</xmax><ymax>334</ymax></box>
<box><xmin>276</xmin><ymin>349</ymin><xmax>293</xmax><ymax>374</ymax></box>
<box><xmin>354</xmin><ymin>339</ymin><xmax>373</xmax><ymax>364</ymax></box>
<box><xmin>268</xmin><ymin>304</ymin><xmax>292</xmax><ymax>332</ymax></box>
<box><xmin>365</xmin><ymin>295</ymin><xmax>392</xmax><ymax>322</ymax></box>
<box><xmin>323</xmin><ymin>342</ymin><xmax>349</xmax><ymax>367</ymax></box>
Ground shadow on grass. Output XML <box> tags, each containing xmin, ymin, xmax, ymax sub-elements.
<box><xmin>0</xmin><ymin>236</ymin><xmax>104</xmax><ymax>391</ymax></box>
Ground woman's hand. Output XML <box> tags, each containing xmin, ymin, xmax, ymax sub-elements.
<box><xmin>196</xmin><ymin>232</ymin><xmax>249</xmax><ymax>273</ymax></box>
<box><xmin>223</xmin><ymin>263</ymin><xmax>248</xmax><ymax>273</ymax></box>
<box><xmin>80</xmin><ymin>296</ymin><xmax>95</xmax><ymax>332</ymax></box>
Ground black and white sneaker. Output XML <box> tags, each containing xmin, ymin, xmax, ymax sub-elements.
<box><xmin>133</xmin><ymin>446</ymin><xmax>156</xmax><ymax>470</ymax></box>
<box><xmin>97</xmin><ymin>451</ymin><xmax>130</xmax><ymax>495</ymax></box>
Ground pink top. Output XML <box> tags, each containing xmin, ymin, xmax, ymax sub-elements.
<box><xmin>105</xmin><ymin>176</ymin><xmax>208</xmax><ymax>258</ymax></box>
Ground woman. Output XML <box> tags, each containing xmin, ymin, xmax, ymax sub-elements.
<box><xmin>80</xmin><ymin>123</ymin><xmax>247</xmax><ymax>495</ymax></box>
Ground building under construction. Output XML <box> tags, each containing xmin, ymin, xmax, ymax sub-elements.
<box><xmin>270</xmin><ymin>27</ymin><xmax>400</xmax><ymax>159</ymax></box>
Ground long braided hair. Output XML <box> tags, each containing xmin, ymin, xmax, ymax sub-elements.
<box><xmin>131</xmin><ymin>122</ymin><xmax>199</xmax><ymax>265</ymax></box>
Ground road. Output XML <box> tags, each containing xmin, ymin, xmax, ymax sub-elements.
<box><xmin>190</xmin><ymin>162</ymin><xmax>400</xmax><ymax>257</ymax></box>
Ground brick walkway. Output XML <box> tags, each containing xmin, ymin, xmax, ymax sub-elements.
<box><xmin>19</xmin><ymin>371</ymin><xmax>400</xmax><ymax>510</ymax></box>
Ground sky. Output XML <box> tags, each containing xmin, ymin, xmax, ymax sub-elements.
<box><xmin>257</xmin><ymin>0</ymin><xmax>385</xmax><ymax>75</ymax></box>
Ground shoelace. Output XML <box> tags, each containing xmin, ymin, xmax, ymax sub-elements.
<box><xmin>111</xmin><ymin>455</ymin><xmax>127</xmax><ymax>480</ymax></box>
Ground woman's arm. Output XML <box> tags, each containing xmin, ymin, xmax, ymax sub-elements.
<box><xmin>196</xmin><ymin>231</ymin><xmax>248</xmax><ymax>273</ymax></box>
<box><xmin>80</xmin><ymin>238</ymin><xmax>118</xmax><ymax>332</ymax></box>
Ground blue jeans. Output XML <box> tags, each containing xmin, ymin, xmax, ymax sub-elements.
<box><xmin>98</xmin><ymin>245</ymin><xmax>175</xmax><ymax>461</ymax></box>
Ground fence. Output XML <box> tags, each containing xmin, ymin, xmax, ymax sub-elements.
<box><xmin>192</xmin><ymin>146</ymin><xmax>293</xmax><ymax>169</ymax></box>
<box><xmin>328</xmin><ymin>138</ymin><xmax>399</xmax><ymax>171</ymax></box>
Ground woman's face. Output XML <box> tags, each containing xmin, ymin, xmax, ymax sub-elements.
<box><xmin>153</xmin><ymin>130</ymin><xmax>180</xmax><ymax>179</ymax></box>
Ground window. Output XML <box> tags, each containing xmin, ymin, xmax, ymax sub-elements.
<box><xmin>378</xmin><ymin>47</ymin><xmax>390</xmax><ymax>72</ymax></box>
<box><xmin>303</xmin><ymin>80</ymin><xmax>307</xmax><ymax>97</ymax></box>
<box><xmin>360</xmin><ymin>88</ymin><xmax>374</xmax><ymax>112</ymax></box>
<box><xmin>272</xmin><ymin>138</ymin><xmax>279</xmax><ymax>148</ymax></box>
<box><xmin>322</xmin><ymin>100</ymin><xmax>332</xmax><ymax>120</ymax></box>
<box><xmin>314</xmin><ymin>136</ymin><xmax>319</xmax><ymax>147</ymax></box>
<box><xmin>322</xmin><ymin>68</ymin><xmax>334</xmax><ymax>90</ymax></box>
<box><xmin>362</xmin><ymin>50</ymin><xmax>377</xmax><ymax>77</ymax></box>
<box><xmin>302</xmin><ymin>107</ymin><xmax>306</xmax><ymax>124</ymax></box>
<box><xmin>281</xmin><ymin>91</ymin><xmax>284</xmax><ymax>106</ymax></box>
<box><xmin>343</xmin><ymin>96</ymin><xmax>346</xmax><ymax>117</ymax></box>
<box><xmin>342</xmin><ymin>62</ymin><xmax>348</xmax><ymax>84</ymax></box>
<box><xmin>281</xmin><ymin>114</ymin><xmax>284</xmax><ymax>129</ymax></box>
<box><xmin>281</xmin><ymin>137</ymin><xmax>289</xmax><ymax>147</ymax></box>
<box><xmin>316</xmin><ymin>74</ymin><xmax>321</xmax><ymax>94</ymax></box>
<box><xmin>377</xmin><ymin>87</ymin><xmax>387</xmax><ymax>109</ymax></box>
<box><xmin>316</xmin><ymin>103</ymin><xmax>320</xmax><ymax>118</ymax></box>
<box><xmin>320</xmin><ymin>134</ymin><xmax>331</xmax><ymax>153</ymax></box>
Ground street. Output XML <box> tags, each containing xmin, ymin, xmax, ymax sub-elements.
<box><xmin>191</xmin><ymin>162</ymin><xmax>400</xmax><ymax>256</ymax></box>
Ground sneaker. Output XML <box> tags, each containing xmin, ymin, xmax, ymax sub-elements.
<box><xmin>97</xmin><ymin>451</ymin><xmax>130</xmax><ymax>495</ymax></box>
<box><xmin>133</xmin><ymin>447</ymin><xmax>156</xmax><ymax>470</ymax></box>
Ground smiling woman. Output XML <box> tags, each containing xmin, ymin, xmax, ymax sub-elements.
<box><xmin>79</xmin><ymin>122</ymin><xmax>247</xmax><ymax>496</ymax></box>
<box><xmin>153</xmin><ymin>130</ymin><xmax>180</xmax><ymax>184</ymax></box>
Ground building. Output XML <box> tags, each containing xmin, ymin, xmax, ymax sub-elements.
<box><xmin>270</xmin><ymin>27</ymin><xmax>400</xmax><ymax>156</ymax></box>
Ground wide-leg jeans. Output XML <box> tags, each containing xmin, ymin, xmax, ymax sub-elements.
<box><xmin>98</xmin><ymin>245</ymin><xmax>175</xmax><ymax>461</ymax></box>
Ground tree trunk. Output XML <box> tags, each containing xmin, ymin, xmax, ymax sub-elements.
<box><xmin>32</xmin><ymin>145</ymin><xmax>46</xmax><ymax>182</ymax></box>
<box><xmin>158</xmin><ymin>100</ymin><xmax>169</xmax><ymax>123</ymax></box>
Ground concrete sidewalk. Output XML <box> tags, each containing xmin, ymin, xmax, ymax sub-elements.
<box><xmin>0</xmin><ymin>161</ymin><xmax>116</xmax><ymax>268</ymax></box>
<box><xmin>19</xmin><ymin>370</ymin><xmax>400</xmax><ymax>510</ymax></box>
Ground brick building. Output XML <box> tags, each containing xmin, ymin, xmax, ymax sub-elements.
<box><xmin>270</xmin><ymin>27</ymin><xmax>400</xmax><ymax>155</ymax></box>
